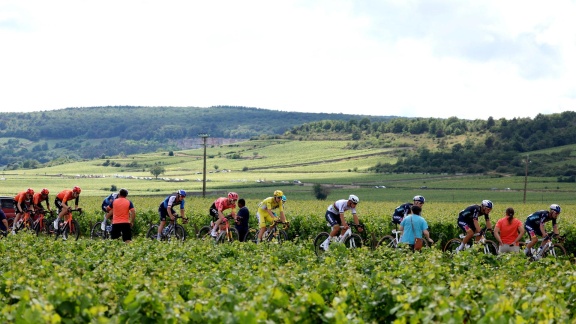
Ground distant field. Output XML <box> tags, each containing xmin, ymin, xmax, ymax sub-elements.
<box><xmin>1</xmin><ymin>139</ymin><xmax>575</xmax><ymax>204</ymax></box>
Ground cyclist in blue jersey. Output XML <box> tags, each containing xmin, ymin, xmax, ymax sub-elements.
<box><xmin>100</xmin><ymin>192</ymin><xmax>119</xmax><ymax>230</ymax></box>
<box><xmin>456</xmin><ymin>200</ymin><xmax>493</xmax><ymax>251</ymax></box>
<box><xmin>157</xmin><ymin>190</ymin><xmax>188</xmax><ymax>240</ymax></box>
<box><xmin>392</xmin><ymin>195</ymin><xmax>425</xmax><ymax>225</ymax></box>
<box><xmin>523</xmin><ymin>204</ymin><xmax>561</xmax><ymax>257</ymax></box>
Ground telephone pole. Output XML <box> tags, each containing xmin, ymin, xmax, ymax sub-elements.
<box><xmin>199</xmin><ymin>134</ymin><xmax>210</xmax><ymax>198</ymax></box>
<box><xmin>523</xmin><ymin>154</ymin><xmax>529</xmax><ymax>204</ymax></box>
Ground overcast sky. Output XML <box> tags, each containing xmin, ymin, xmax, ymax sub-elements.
<box><xmin>1</xmin><ymin>0</ymin><xmax>575</xmax><ymax>120</ymax></box>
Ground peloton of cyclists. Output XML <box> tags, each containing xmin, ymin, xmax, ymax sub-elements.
<box><xmin>455</xmin><ymin>200</ymin><xmax>493</xmax><ymax>252</ymax></box>
<box><xmin>209</xmin><ymin>192</ymin><xmax>239</xmax><ymax>238</ymax></box>
<box><xmin>523</xmin><ymin>204</ymin><xmax>561</xmax><ymax>257</ymax></box>
<box><xmin>319</xmin><ymin>194</ymin><xmax>363</xmax><ymax>251</ymax></box>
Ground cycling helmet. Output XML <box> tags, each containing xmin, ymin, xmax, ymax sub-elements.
<box><xmin>41</xmin><ymin>188</ymin><xmax>49</xmax><ymax>195</ymax></box>
<box><xmin>72</xmin><ymin>186</ymin><xmax>82</xmax><ymax>193</ymax></box>
<box><xmin>177</xmin><ymin>189</ymin><xmax>186</xmax><ymax>197</ymax></box>
<box><xmin>228</xmin><ymin>192</ymin><xmax>239</xmax><ymax>200</ymax></box>
<box><xmin>481</xmin><ymin>200</ymin><xmax>493</xmax><ymax>209</ymax></box>
<box><xmin>550</xmin><ymin>204</ymin><xmax>561</xmax><ymax>213</ymax></box>
<box><xmin>273</xmin><ymin>190</ymin><xmax>284</xmax><ymax>197</ymax></box>
<box><xmin>282</xmin><ymin>195</ymin><xmax>287</xmax><ymax>202</ymax></box>
<box><xmin>26</xmin><ymin>188</ymin><xmax>35</xmax><ymax>195</ymax></box>
<box><xmin>348</xmin><ymin>194</ymin><xmax>359</xmax><ymax>204</ymax></box>
<box><xmin>413</xmin><ymin>195</ymin><xmax>425</xmax><ymax>203</ymax></box>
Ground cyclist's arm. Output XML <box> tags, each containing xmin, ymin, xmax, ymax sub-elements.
<box><xmin>167</xmin><ymin>205</ymin><xmax>175</xmax><ymax>220</ymax></box>
<box><xmin>552</xmin><ymin>223</ymin><xmax>559</xmax><ymax>235</ymax></box>
<box><xmin>179</xmin><ymin>208</ymin><xmax>185</xmax><ymax>219</ymax></box>
<box><xmin>352</xmin><ymin>213</ymin><xmax>362</xmax><ymax>232</ymax></box>
<box><xmin>278</xmin><ymin>211</ymin><xmax>286</xmax><ymax>223</ymax></box>
<box><xmin>539</xmin><ymin>223</ymin><xmax>548</xmax><ymax>238</ymax></box>
<box><xmin>339</xmin><ymin>212</ymin><xmax>348</xmax><ymax>228</ymax></box>
<box><xmin>485</xmin><ymin>217</ymin><xmax>492</xmax><ymax>231</ymax></box>
<box><xmin>472</xmin><ymin>219</ymin><xmax>480</xmax><ymax>233</ymax></box>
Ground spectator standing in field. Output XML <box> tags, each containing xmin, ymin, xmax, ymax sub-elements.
<box><xmin>110</xmin><ymin>188</ymin><xmax>136</xmax><ymax>243</ymax></box>
<box><xmin>235</xmin><ymin>198</ymin><xmax>250</xmax><ymax>242</ymax></box>
<box><xmin>399</xmin><ymin>205</ymin><xmax>434</xmax><ymax>251</ymax></box>
<box><xmin>494</xmin><ymin>207</ymin><xmax>525</xmax><ymax>253</ymax></box>
<box><xmin>0</xmin><ymin>209</ymin><xmax>8</xmax><ymax>233</ymax></box>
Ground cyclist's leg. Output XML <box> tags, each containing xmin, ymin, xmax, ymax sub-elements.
<box><xmin>320</xmin><ymin>211</ymin><xmax>341</xmax><ymax>249</ymax></box>
<box><xmin>457</xmin><ymin>220</ymin><xmax>474</xmax><ymax>251</ymax></box>
<box><xmin>257</xmin><ymin>212</ymin><xmax>272</xmax><ymax>242</ymax></box>
<box><xmin>157</xmin><ymin>207</ymin><xmax>168</xmax><ymax>240</ymax></box>
<box><xmin>210</xmin><ymin>208</ymin><xmax>223</xmax><ymax>237</ymax></box>
<box><xmin>524</xmin><ymin>225</ymin><xmax>540</xmax><ymax>255</ymax></box>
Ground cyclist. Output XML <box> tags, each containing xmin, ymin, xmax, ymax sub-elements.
<box><xmin>235</xmin><ymin>198</ymin><xmax>250</xmax><ymax>242</ymax></box>
<box><xmin>110</xmin><ymin>188</ymin><xmax>136</xmax><ymax>243</ymax></box>
<box><xmin>209</xmin><ymin>192</ymin><xmax>239</xmax><ymax>238</ymax></box>
<box><xmin>455</xmin><ymin>200</ymin><xmax>493</xmax><ymax>251</ymax></box>
<box><xmin>53</xmin><ymin>186</ymin><xmax>82</xmax><ymax>229</ymax></box>
<box><xmin>494</xmin><ymin>207</ymin><xmax>525</xmax><ymax>253</ymax></box>
<box><xmin>319</xmin><ymin>194</ymin><xmax>363</xmax><ymax>251</ymax></box>
<box><xmin>33</xmin><ymin>188</ymin><xmax>52</xmax><ymax>213</ymax></box>
<box><xmin>392</xmin><ymin>195</ymin><xmax>425</xmax><ymax>225</ymax></box>
<box><xmin>101</xmin><ymin>191</ymin><xmax>119</xmax><ymax>230</ymax></box>
<box><xmin>11</xmin><ymin>188</ymin><xmax>35</xmax><ymax>234</ymax></box>
<box><xmin>256</xmin><ymin>190</ymin><xmax>287</xmax><ymax>242</ymax></box>
<box><xmin>523</xmin><ymin>204</ymin><xmax>561</xmax><ymax>257</ymax></box>
<box><xmin>157</xmin><ymin>189</ymin><xmax>188</xmax><ymax>240</ymax></box>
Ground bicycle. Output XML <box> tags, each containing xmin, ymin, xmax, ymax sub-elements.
<box><xmin>91</xmin><ymin>218</ymin><xmax>113</xmax><ymax>240</ymax></box>
<box><xmin>443</xmin><ymin>227</ymin><xmax>498</xmax><ymax>255</ymax></box>
<box><xmin>197</xmin><ymin>215</ymin><xmax>219</xmax><ymax>240</ymax></box>
<box><xmin>12</xmin><ymin>210</ymin><xmax>35</xmax><ymax>233</ymax></box>
<box><xmin>52</xmin><ymin>208</ymin><xmax>83</xmax><ymax>241</ymax></box>
<box><xmin>520</xmin><ymin>233</ymin><xmax>567</xmax><ymax>261</ymax></box>
<box><xmin>146</xmin><ymin>215</ymin><xmax>187</xmax><ymax>242</ymax></box>
<box><xmin>250</xmin><ymin>219</ymin><xmax>289</xmax><ymax>244</ymax></box>
<box><xmin>214</xmin><ymin>215</ymin><xmax>240</xmax><ymax>244</ymax></box>
<box><xmin>313</xmin><ymin>223</ymin><xmax>364</xmax><ymax>256</ymax></box>
<box><xmin>376</xmin><ymin>223</ymin><xmax>431</xmax><ymax>249</ymax></box>
<box><xmin>31</xmin><ymin>209</ymin><xmax>54</xmax><ymax>236</ymax></box>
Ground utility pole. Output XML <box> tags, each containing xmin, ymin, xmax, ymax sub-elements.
<box><xmin>523</xmin><ymin>154</ymin><xmax>529</xmax><ymax>204</ymax></box>
<box><xmin>199</xmin><ymin>134</ymin><xmax>210</xmax><ymax>198</ymax></box>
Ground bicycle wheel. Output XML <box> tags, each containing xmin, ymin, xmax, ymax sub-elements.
<box><xmin>344</xmin><ymin>234</ymin><xmax>363</xmax><ymax>249</ymax></box>
<box><xmin>443</xmin><ymin>238</ymin><xmax>463</xmax><ymax>253</ymax></box>
<box><xmin>33</xmin><ymin>220</ymin><xmax>41</xmax><ymax>236</ymax></box>
<box><xmin>313</xmin><ymin>232</ymin><xmax>330</xmax><ymax>256</ymax></box>
<box><xmin>266</xmin><ymin>229</ymin><xmax>288</xmax><ymax>244</ymax></box>
<box><xmin>67</xmin><ymin>219</ymin><xmax>81</xmax><ymax>241</ymax></box>
<box><xmin>483</xmin><ymin>240</ymin><xmax>498</xmax><ymax>255</ymax></box>
<box><xmin>197</xmin><ymin>226</ymin><xmax>212</xmax><ymax>240</ymax></box>
<box><xmin>376</xmin><ymin>235</ymin><xmax>397</xmax><ymax>249</ymax></box>
<box><xmin>91</xmin><ymin>222</ymin><xmax>107</xmax><ymax>240</ymax></box>
<box><xmin>168</xmin><ymin>224</ymin><xmax>186</xmax><ymax>242</ymax></box>
<box><xmin>146</xmin><ymin>225</ymin><xmax>159</xmax><ymax>240</ymax></box>
<box><xmin>544</xmin><ymin>244</ymin><xmax>567</xmax><ymax>258</ymax></box>
<box><xmin>244</xmin><ymin>228</ymin><xmax>258</xmax><ymax>243</ymax></box>
<box><xmin>215</xmin><ymin>228</ymin><xmax>238</xmax><ymax>244</ymax></box>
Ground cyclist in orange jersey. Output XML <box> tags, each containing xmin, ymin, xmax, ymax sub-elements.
<box><xmin>33</xmin><ymin>188</ymin><xmax>52</xmax><ymax>213</ymax></box>
<box><xmin>53</xmin><ymin>186</ymin><xmax>82</xmax><ymax>229</ymax></box>
<box><xmin>11</xmin><ymin>188</ymin><xmax>35</xmax><ymax>234</ymax></box>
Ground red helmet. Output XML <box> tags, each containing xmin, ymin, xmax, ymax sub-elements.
<box><xmin>228</xmin><ymin>192</ymin><xmax>239</xmax><ymax>200</ymax></box>
<box><xmin>26</xmin><ymin>188</ymin><xmax>35</xmax><ymax>195</ymax></box>
<box><xmin>41</xmin><ymin>188</ymin><xmax>49</xmax><ymax>195</ymax></box>
<box><xmin>72</xmin><ymin>186</ymin><xmax>82</xmax><ymax>193</ymax></box>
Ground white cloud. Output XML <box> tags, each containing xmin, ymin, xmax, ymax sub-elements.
<box><xmin>0</xmin><ymin>0</ymin><xmax>575</xmax><ymax>120</ymax></box>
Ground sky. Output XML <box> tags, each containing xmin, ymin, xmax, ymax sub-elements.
<box><xmin>1</xmin><ymin>0</ymin><xmax>575</xmax><ymax>120</ymax></box>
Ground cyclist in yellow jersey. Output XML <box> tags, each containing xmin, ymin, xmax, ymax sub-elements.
<box><xmin>256</xmin><ymin>190</ymin><xmax>286</xmax><ymax>242</ymax></box>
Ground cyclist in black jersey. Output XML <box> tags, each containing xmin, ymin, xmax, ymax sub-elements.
<box><xmin>456</xmin><ymin>200</ymin><xmax>493</xmax><ymax>251</ymax></box>
<box><xmin>523</xmin><ymin>204</ymin><xmax>560</xmax><ymax>257</ymax></box>
<box><xmin>392</xmin><ymin>195</ymin><xmax>425</xmax><ymax>224</ymax></box>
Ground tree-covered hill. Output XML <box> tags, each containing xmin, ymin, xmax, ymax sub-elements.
<box><xmin>282</xmin><ymin>111</ymin><xmax>576</xmax><ymax>177</ymax></box>
<box><xmin>0</xmin><ymin>106</ymin><xmax>394</xmax><ymax>168</ymax></box>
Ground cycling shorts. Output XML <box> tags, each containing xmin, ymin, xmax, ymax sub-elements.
<box><xmin>256</xmin><ymin>211</ymin><xmax>274</xmax><ymax>229</ymax></box>
<box><xmin>14</xmin><ymin>200</ymin><xmax>30</xmax><ymax>213</ymax></box>
<box><xmin>55</xmin><ymin>199</ymin><xmax>67</xmax><ymax>213</ymax></box>
<box><xmin>158</xmin><ymin>206</ymin><xmax>176</xmax><ymax>221</ymax></box>
<box><xmin>524</xmin><ymin>223</ymin><xmax>542</xmax><ymax>238</ymax></box>
<box><xmin>325</xmin><ymin>211</ymin><xmax>342</xmax><ymax>227</ymax></box>
<box><xmin>392</xmin><ymin>215</ymin><xmax>403</xmax><ymax>225</ymax></box>
<box><xmin>457</xmin><ymin>219</ymin><xmax>476</xmax><ymax>233</ymax></box>
<box><xmin>209</xmin><ymin>203</ymin><xmax>220</xmax><ymax>221</ymax></box>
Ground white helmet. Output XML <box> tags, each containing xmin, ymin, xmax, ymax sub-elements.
<box><xmin>413</xmin><ymin>195</ymin><xmax>425</xmax><ymax>203</ymax></box>
<box><xmin>348</xmin><ymin>194</ymin><xmax>359</xmax><ymax>204</ymax></box>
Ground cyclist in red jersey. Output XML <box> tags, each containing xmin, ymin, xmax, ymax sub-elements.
<box><xmin>53</xmin><ymin>186</ymin><xmax>82</xmax><ymax>229</ymax></box>
<box><xmin>11</xmin><ymin>188</ymin><xmax>35</xmax><ymax>234</ymax></box>
<box><xmin>209</xmin><ymin>192</ymin><xmax>238</xmax><ymax>237</ymax></box>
